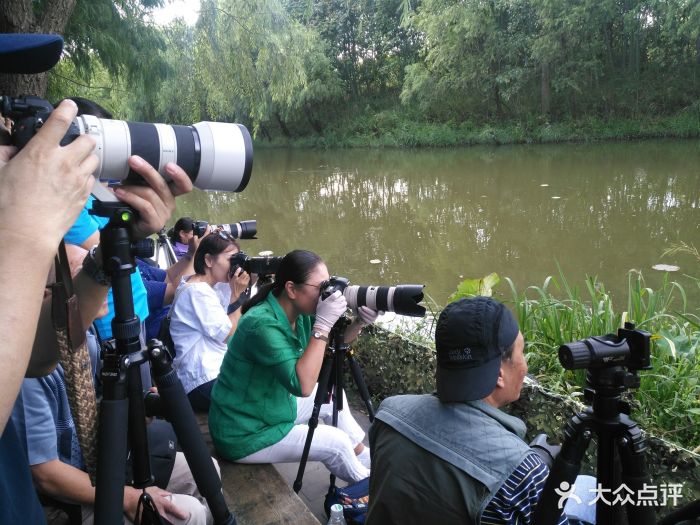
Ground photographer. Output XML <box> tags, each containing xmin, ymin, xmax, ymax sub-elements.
<box><xmin>209</xmin><ymin>249</ymin><xmax>378</xmax><ymax>483</ymax></box>
<box><xmin>366</xmin><ymin>297</ymin><xmax>593</xmax><ymax>525</ymax></box>
<box><xmin>169</xmin><ymin>231</ymin><xmax>250</xmax><ymax>411</ymax></box>
<box><xmin>0</xmin><ymin>33</ymin><xmax>192</xmax><ymax>523</ymax></box>
<box><xmin>0</xmin><ymin>34</ymin><xmax>97</xmax><ymax>525</ymax></box>
<box><xmin>169</xmin><ymin>217</ymin><xmax>196</xmax><ymax>260</ymax></box>
<box><xmin>11</xmin><ymin>253</ymin><xmax>214</xmax><ymax>525</ymax></box>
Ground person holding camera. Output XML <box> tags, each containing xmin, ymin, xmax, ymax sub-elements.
<box><xmin>209</xmin><ymin>249</ymin><xmax>378</xmax><ymax>483</ymax></box>
<box><xmin>0</xmin><ymin>33</ymin><xmax>195</xmax><ymax>524</ymax></box>
<box><xmin>0</xmin><ymin>34</ymin><xmax>98</xmax><ymax>525</ymax></box>
<box><xmin>169</xmin><ymin>231</ymin><xmax>250</xmax><ymax>411</ymax></box>
<box><xmin>366</xmin><ymin>296</ymin><xmax>592</xmax><ymax>525</ymax></box>
<box><xmin>170</xmin><ymin>217</ymin><xmax>196</xmax><ymax>260</ymax></box>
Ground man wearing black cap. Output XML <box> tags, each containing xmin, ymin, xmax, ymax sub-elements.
<box><xmin>366</xmin><ymin>296</ymin><xmax>574</xmax><ymax>525</ymax></box>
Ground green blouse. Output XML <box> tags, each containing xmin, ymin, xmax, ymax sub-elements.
<box><xmin>209</xmin><ymin>292</ymin><xmax>314</xmax><ymax>460</ymax></box>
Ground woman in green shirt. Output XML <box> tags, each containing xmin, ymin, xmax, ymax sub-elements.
<box><xmin>209</xmin><ymin>250</ymin><xmax>377</xmax><ymax>482</ymax></box>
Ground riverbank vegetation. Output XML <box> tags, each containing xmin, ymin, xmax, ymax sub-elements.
<box><xmin>3</xmin><ymin>0</ymin><xmax>699</xmax><ymax>146</ymax></box>
<box><xmin>438</xmin><ymin>253</ymin><xmax>700</xmax><ymax>451</ymax></box>
<box><xmin>507</xmin><ymin>269</ymin><xmax>700</xmax><ymax>450</ymax></box>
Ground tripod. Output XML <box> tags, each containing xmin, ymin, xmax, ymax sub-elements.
<box><xmin>293</xmin><ymin>314</ymin><xmax>375</xmax><ymax>494</ymax></box>
<box><xmin>91</xmin><ymin>201</ymin><xmax>235</xmax><ymax>525</ymax></box>
<box><xmin>534</xmin><ymin>366</ymin><xmax>656</xmax><ymax>525</ymax></box>
<box><xmin>153</xmin><ymin>228</ymin><xmax>178</xmax><ymax>268</ymax></box>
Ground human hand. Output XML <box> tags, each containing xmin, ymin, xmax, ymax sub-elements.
<box><xmin>0</xmin><ymin>99</ymin><xmax>97</xmax><ymax>252</ymax></box>
<box><xmin>313</xmin><ymin>291</ymin><xmax>347</xmax><ymax>333</ymax></box>
<box><xmin>124</xmin><ymin>486</ymin><xmax>190</xmax><ymax>523</ymax></box>
<box><xmin>186</xmin><ymin>233</ymin><xmax>201</xmax><ymax>258</ymax></box>
<box><xmin>229</xmin><ymin>267</ymin><xmax>250</xmax><ymax>298</ymax></box>
<box><xmin>355</xmin><ymin>306</ymin><xmax>381</xmax><ymax>327</ymax></box>
<box><xmin>112</xmin><ymin>157</ymin><xmax>193</xmax><ymax>239</ymax></box>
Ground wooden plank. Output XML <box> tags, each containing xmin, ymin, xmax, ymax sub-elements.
<box><xmin>220</xmin><ymin>461</ymin><xmax>320</xmax><ymax>525</ymax></box>
<box><xmin>195</xmin><ymin>413</ymin><xmax>320</xmax><ymax>525</ymax></box>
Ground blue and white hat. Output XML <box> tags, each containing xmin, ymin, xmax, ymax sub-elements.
<box><xmin>0</xmin><ymin>33</ymin><xmax>63</xmax><ymax>74</ymax></box>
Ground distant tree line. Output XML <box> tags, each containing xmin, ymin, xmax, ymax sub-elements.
<box><xmin>2</xmin><ymin>0</ymin><xmax>699</xmax><ymax>140</ymax></box>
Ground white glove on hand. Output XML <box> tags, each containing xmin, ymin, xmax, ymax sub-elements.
<box><xmin>313</xmin><ymin>290</ymin><xmax>348</xmax><ymax>333</ymax></box>
<box><xmin>356</xmin><ymin>306</ymin><xmax>381</xmax><ymax>327</ymax></box>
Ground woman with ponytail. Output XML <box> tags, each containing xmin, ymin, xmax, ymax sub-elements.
<box><xmin>209</xmin><ymin>249</ymin><xmax>378</xmax><ymax>482</ymax></box>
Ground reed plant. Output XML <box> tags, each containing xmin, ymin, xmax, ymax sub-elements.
<box><xmin>504</xmin><ymin>268</ymin><xmax>700</xmax><ymax>450</ymax></box>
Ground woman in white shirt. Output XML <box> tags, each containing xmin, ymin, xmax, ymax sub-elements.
<box><xmin>170</xmin><ymin>231</ymin><xmax>250</xmax><ymax>411</ymax></box>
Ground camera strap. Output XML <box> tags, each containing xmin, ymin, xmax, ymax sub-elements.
<box><xmin>51</xmin><ymin>240</ymin><xmax>85</xmax><ymax>349</ymax></box>
<box><xmin>51</xmin><ymin>240</ymin><xmax>99</xmax><ymax>482</ymax></box>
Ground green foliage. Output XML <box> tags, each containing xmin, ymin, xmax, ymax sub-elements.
<box><xmin>398</xmin><ymin>0</ymin><xmax>700</xmax><ymax>122</ymax></box>
<box><xmin>192</xmin><ymin>0</ymin><xmax>342</xmax><ymax>136</ymax></box>
<box><xmin>448</xmin><ymin>273</ymin><xmax>500</xmax><ymax>302</ymax></box>
<box><xmin>504</xmin><ymin>269</ymin><xmax>700</xmax><ymax>448</ymax></box>
<box><xmin>43</xmin><ymin>0</ymin><xmax>700</xmax><ymax>140</ymax></box>
<box><xmin>61</xmin><ymin>0</ymin><xmax>168</xmax><ymax>97</ymax></box>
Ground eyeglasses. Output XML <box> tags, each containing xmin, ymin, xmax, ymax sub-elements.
<box><xmin>299</xmin><ymin>282</ymin><xmax>324</xmax><ymax>290</ymax></box>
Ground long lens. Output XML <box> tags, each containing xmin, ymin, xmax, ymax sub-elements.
<box><xmin>219</xmin><ymin>220</ymin><xmax>257</xmax><ymax>239</ymax></box>
<box><xmin>244</xmin><ymin>256</ymin><xmax>282</xmax><ymax>276</ymax></box>
<box><xmin>344</xmin><ymin>284</ymin><xmax>425</xmax><ymax>317</ymax></box>
<box><xmin>559</xmin><ymin>335</ymin><xmax>630</xmax><ymax>370</ymax></box>
<box><xmin>74</xmin><ymin>115</ymin><xmax>253</xmax><ymax>192</ymax></box>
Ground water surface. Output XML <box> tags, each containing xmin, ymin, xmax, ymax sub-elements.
<box><xmin>172</xmin><ymin>140</ymin><xmax>700</xmax><ymax>309</ymax></box>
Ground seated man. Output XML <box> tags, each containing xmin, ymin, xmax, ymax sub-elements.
<box><xmin>11</xmin><ymin>278</ymin><xmax>216</xmax><ymax>525</ymax></box>
<box><xmin>367</xmin><ymin>296</ymin><xmax>591</xmax><ymax>525</ymax></box>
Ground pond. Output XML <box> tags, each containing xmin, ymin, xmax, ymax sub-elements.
<box><xmin>171</xmin><ymin>139</ymin><xmax>700</xmax><ymax>310</ymax></box>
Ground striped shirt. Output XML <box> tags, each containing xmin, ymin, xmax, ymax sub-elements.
<box><xmin>481</xmin><ymin>452</ymin><xmax>578</xmax><ymax>525</ymax></box>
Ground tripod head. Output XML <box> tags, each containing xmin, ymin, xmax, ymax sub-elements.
<box><xmin>535</xmin><ymin>323</ymin><xmax>655</xmax><ymax>525</ymax></box>
<box><xmin>560</xmin><ymin>322</ymin><xmax>652</xmax><ymax>417</ymax></box>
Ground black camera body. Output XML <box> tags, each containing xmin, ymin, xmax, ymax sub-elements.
<box><xmin>229</xmin><ymin>251</ymin><xmax>282</xmax><ymax>277</ymax></box>
<box><xmin>320</xmin><ymin>276</ymin><xmax>350</xmax><ymax>299</ymax></box>
<box><xmin>2</xmin><ymin>95</ymin><xmax>81</xmax><ymax>149</ymax></box>
<box><xmin>558</xmin><ymin>322</ymin><xmax>652</xmax><ymax>371</ymax></box>
<box><xmin>193</xmin><ymin>219</ymin><xmax>257</xmax><ymax>239</ymax></box>
<box><xmin>320</xmin><ymin>276</ymin><xmax>425</xmax><ymax>317</ymax></box>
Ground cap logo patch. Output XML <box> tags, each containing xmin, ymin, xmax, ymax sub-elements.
<box><xmin>448</xmin><ymin>347</ymin><xmax>472</xmax><ymax>362</ymax></box>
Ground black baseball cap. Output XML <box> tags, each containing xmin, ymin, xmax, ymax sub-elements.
<box><xmin>435</xmin><ymin>296</ymin><xmax>520</xmax><ymax>402</ymax></box>
<box><xmin>0</xmin><ymin>33</ymin><xmax>63</xmax><ymax>74</ymax></box>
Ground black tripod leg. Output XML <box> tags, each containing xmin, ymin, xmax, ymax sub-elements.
<box><xmin>618</xmin><ymin>415</ymin><xmax>656</xmax><ymax>525</ymax></box>
<box><xmin>534</xmin><ymin>412</ymin><xmax>592</xmax><ymax>525</ymax></box>
<box><xmin>346</xmin><ymin>349</ymin><xmax>375</xmax><ymax>421</ymax></box>
<box><xmin>94</xmin><ymin>354</ymin><xmax>130</xmax><ymax>525</ymax></box>
<box><xmin>293</xmin><ymin>350</ymin><xmax>335</xmax><ymax>493</ymax></box>
<box><xmin>127</xmin><ymin>362</ymin><xmax>153</xmax><ymax>488</ymax></box>
<box><xmin>149</xmin><ymin>344</ymin><xmax>236</xmax><ymax>525</ymax></box>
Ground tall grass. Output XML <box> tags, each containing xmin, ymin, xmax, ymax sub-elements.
<box><xmin>505</xmin><ymin>269</ymin><xmax>700</xmax><ymax>450</ymax></box>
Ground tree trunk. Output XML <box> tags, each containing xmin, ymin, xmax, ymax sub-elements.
<box><xmin>540</xmin><ymin>62</ymin><xmax>551</xmax><ymax>117</ymax></box>
<box><xmin>303</xmin><ymin>103</ymin><xmax>323</xmax><ymax>133</ymax></box>
<box><xmin>0</xmin><ymin>0</ymin><xmax>78</xmax><ymax>97</ymax></box>
<box><xmin>494</xmin><ymin>83</ymin><xmax>502</xmax><ymax>118</ymax></box>
<box><xmin>275</xmin><ymin>112</ymin><xmax>291</xmax><ymax>138</ymax></box>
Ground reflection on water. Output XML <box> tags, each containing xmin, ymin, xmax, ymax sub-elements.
<box><xmin>174</xmin><ymin>140</ymin><xmax>700</xmax><ymax>307</ymax></box>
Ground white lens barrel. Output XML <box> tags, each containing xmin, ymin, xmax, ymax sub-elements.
<box><xmin>193</xmin><ymin>122</ymin><xmax>253</xmax><ymax>192</ymax></box>
<box><xmin>75</xmin><ymin>116</ymin><xmax>252</xmax><ymax>192</ymax></box>
<box><xmin>76</xmin><ymin>115</ymin><xmax>131</xmax><ymax>181</ymax></box>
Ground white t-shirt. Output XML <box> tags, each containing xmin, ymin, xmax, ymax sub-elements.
<box><xmin>170</xmin><ymin>278</ymin><xmax>232</xmax><ymax>393</ymax></box>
